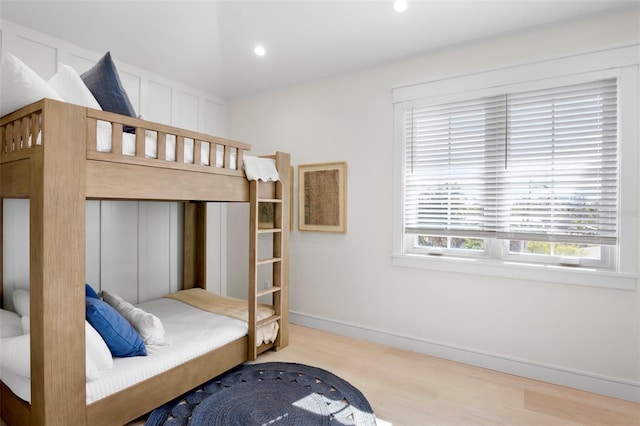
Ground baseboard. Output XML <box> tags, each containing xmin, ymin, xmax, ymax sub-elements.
<box><xmin>290</xmin><ymin>311</ymin><xmax>640</xmax><ymax>403</ymax></box>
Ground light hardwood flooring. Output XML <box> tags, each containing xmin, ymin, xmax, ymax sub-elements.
<box><xmin>5</xmin><ymin>324</ymin><xmax>639</xmax><ymax>425</ymax></box>
<box><xmin>133</xmin><ymin>324</ymin><xmax>638</xmax><ymax>426</ymax></box>
<box><xmin>255</xmin><ymin>325</ymin><xmax>640</xmax><ymax>426</ymax></box>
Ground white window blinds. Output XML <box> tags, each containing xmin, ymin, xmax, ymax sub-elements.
<box><xmin>403</xmin><ymin>78</ymin><xmax>618</xmax><ymax>245</ymax></box>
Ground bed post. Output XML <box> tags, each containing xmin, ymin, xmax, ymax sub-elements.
<box><xmin>183</xmin><ymin>201</ymin><xmax>207</xmax><ymax>290</ymax></box>
<box><xmin>0</xmin><ymin>198</ymin><xmax>3</xmax><ymax>308</ymax></box>
<box><xmin>29</xmin><ymin>100</ymin><xmax>87</xmax><ymax>425</ymax></box>
<box><xmin>274</xmin><ymin>152</ymin><xmax>290</xmax><ymax>350</ymax></box>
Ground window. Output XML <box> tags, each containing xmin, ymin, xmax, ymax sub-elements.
<box><xmin>392</xmin><ymin>46</ymin><xmax>638</xmax><ymax>289</ymax></box>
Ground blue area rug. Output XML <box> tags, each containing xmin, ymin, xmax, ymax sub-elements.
<box><xmin>146</xmin><ymin>362</ymin><xmax>377</xmax><ymax>425</ymax></box>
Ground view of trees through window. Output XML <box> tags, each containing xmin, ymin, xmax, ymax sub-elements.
<box><xmin>417</xmin><ymin>235</ymin><xmax>484</xmax><ymax>251</ymax></box>
<box><xmin>417</xmin><ymin>234</ymin><xmax>601</xmax><ymax>260</ymax></box>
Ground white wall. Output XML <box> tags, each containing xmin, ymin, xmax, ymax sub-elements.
<box><xmin>227</xmin><ymin>7</ymin><xmax>640</xmax><ymax>401</ymax></box>
<box><xmin>1</xmin><ymin>21</ymin><xmax>229</xmax><ymax>304</ymax></box>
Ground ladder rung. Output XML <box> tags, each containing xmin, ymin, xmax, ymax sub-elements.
<box><xmin>257</xmin><ymin>257</ymin><xmax>281</xmax><ymax>265</ymax></box>
<box><xmin>258</xmin><ymin>198</ymin><xmax>282</xmax><ymax>204</ymax></box>
<box><xmin>257</xmin><ymin>286</ymin><xmax>281</xmax><ymax>297</ymax></box>
<box><xmin>257</xmin><ymin>314</ymin><xmax>281</xmax><ymax>328</ymax></box>
<box><xmin>258</xmin><ymin>227</ymin><xmax>282</xmax><ymax>234</ymax></box>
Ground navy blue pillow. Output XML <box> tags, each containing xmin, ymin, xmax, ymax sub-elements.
<box><xmin>81</xmin><ymin>51</ymin><xmax>137</xmax><ymax>132</ymax></box>
<box><xmin>85</xmin><ymin>296</ymin><xmax>146</xmax><ymax>357</ymax></box>
<box><xmin>85</xmin><ymin>283</ymin><xmax>100</xmax><ymax>299</ymax></box>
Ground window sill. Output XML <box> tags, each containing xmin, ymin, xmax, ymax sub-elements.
<box><xmin>391</xmin><ymin>253</ymin><xmax>637</xmax><ymax>290</ymax></box>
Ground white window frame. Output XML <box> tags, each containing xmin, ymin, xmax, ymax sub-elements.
<box><xmin>392</xmin><ymin>45</ymin><xmax>639</xmax><ymax>290</ymax></box>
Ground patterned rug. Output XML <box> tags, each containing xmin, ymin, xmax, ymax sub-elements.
<box><xmin>145</xmin><ymin>362</ymin><xmax>377</xmax><ymax>425</ymax></box>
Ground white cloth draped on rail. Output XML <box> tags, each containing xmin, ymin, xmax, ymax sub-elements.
<box><xmin>243</xmin><ymin>156</ymin><xmax>280</xmax><ymax>182</ymax></box>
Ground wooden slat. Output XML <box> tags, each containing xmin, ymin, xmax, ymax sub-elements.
<box><xmin>111</xmin><ymin>123</ymin><xmax>123</xmax><ymax>155</ymax></box>
<box><xmin>157</xmin><ymin>132</ymin><xmax>166</xmax><ymax>160</ymax></box>
<box><xmin>6</xmin><ymin>123</ymin><xmax>14</xmax><ymax>153</ymax></box>
<box><xmin>257</xmin><ymin>257</ymin><xmax>282</xmax><ymax>265</ymax></box>
<box><xmin>224</xmin><ymin>146</ymin><xmax>232</xmax><ymax>169</ymax></box>
<box><xmin>176</xmin><ymin>136</ymin><xmax>185</xmax><ymax>163</ymax></box>
<box><xmin>20</xmin><ymin>115</ymin><xmax>30</xmax><ymax>151</ymax></box>
<box><xmin>208</xmin><ymin>143</ymin><xmax>216</xmax><ymax>168</ymax></box>
<box><xmin>30</xmin><ymin>112</ymin><xmax>40</xmax><ymax>149</ymax></box>
<box><xmin>236</xmin><ymin>149</ymin><xmax>244</xmax><ymax>171</ymax></box>
<box><xmin>12</xmin><ymin>120</ymin><xmax>21</xmax><ymax>151</ymax></box>
<box><xmin>257</xmin><ymin>286</ymin><xmax>281</xmax><ymax>297</ymax></box>
<box><xmin>193</xmin><ymin>139</ymin><xmax>202</xmax><ymax>165</ymax></box>
<box><xmin>135</xmin><ymin>128</ymin><xmax>145</xmax><ymax>157</ymax></box>
<box><xmin>0</xmin><ymin>125</ymin><xmax>6</xmax><ymax>155</ymax></box>
<box><xmin>86</xmin><ymin>119</ymin><xmax>97</xmax><ymax>153</ymax></box>
<box><xmin>257</xmin><ymin>314</ymin><xmax>281</xmax><ymax>328</ymax></box>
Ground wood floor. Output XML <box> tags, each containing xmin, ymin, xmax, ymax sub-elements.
<box><xmin>135</xmin><ymin>324</ymin><xmax>638</xmax><ymax>426</ymax></box>
<box><xmin>256</xmin><ymin>325</ymin><xmax>639</xmax><ymax>426</ymax></box>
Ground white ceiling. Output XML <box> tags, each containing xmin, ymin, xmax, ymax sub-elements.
<box><xmin>1</xmin><ymin>1</ymin><xmax>637</xmax><ymax>100</ymax></box>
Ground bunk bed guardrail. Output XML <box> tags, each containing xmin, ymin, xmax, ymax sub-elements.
<box><xmin>0</xmin><ymin>99</ymin><xmax>250</xmax><ymax>177</ymax></box>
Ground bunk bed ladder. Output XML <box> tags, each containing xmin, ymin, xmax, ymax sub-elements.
<box><xmin>249</xmin><ymin>179</ymin><xmax>285</xmax><ymax>360</ymax></box>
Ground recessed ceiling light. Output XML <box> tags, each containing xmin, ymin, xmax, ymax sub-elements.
<box><xmin>254</xmin><ymin>45</ymin><xmax>266</xmax><ymax>56</ymax></box>
<box><xmin>393</xmin><ymin>0</ymin><xmax>408</xmax><ymax>12</ymax></box>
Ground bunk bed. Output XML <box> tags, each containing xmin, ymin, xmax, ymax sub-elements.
<box><xmin>0</xmin><ymin>98</ymin><xmax>291</xmax><ymax>426</ymax></box>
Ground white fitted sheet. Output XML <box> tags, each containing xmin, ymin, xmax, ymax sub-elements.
<box><xmin>1</xmin><ymin>297</ymin><xmax>249</xmax><ymax>404</ymax></box>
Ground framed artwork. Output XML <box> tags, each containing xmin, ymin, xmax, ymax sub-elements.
<box><xmin>298</xmin><ymin>161</ymin><xmax>347</xmax><ymax>233</ymax></box>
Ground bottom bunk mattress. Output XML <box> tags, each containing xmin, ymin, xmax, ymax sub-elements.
<box><xmin>0</xmin><ymin>294</ymin><xmax>277</xmax><ymax>404</ymax></box>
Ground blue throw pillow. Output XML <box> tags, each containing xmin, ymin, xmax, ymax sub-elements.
<box><xmin>85</xmin><ymin>283</ymin><xmax>100</xmax><ymax>299</ymax></box>
<box><xmin>81</xmin><ymin>51</ymin><xmax>137</xmax><ymax>132</ymax></box>
<box><xmin>85</xmin><ymin>296</ymin><xmax>146</xmax><ymax>357</ymax></box>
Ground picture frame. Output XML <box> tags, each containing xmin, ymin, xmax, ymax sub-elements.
<box><xmin>298</xmin><ymin>161</ymin><xmax>347</xmax><ymax>233</ymax></box>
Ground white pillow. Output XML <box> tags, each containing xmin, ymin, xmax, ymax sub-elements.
<box><xmin>0</xmin><ymin>309</ymin><xmax>23</xmax><ymax>338</ymax></box>
<box><xmin>48</xmin><ymin>64</ymin><xmax>101</xmax><ymax>110</ymax></box>
<box><xmin>85</xmin><ymin>320</ymin><xmax>113</xmax><ymax>370</ymax></box>
<box><xmin>101</xmin><ymin>290</ymin><xmax>165</xmax><ymax>345</ymax></box>
<box><xmin>19</xmin><ymin>312</ymin><xmax>112</xmax><ymax>371</ymax></box>
<box><xmin>12</xmin><ymin>289</ymin><xmax>30</xmax><ymax>317</ymax></box>
<box><xmin>1</xmin><ymin>53</ymin><xmax>64</xmax><ymax>116</ymax></box>
<box><xmin>85</xmin><ymin>356</ymin><xmax>100</xmax><ymax>382</ymax></box>
<box><xmin>21</xmin><ymin>315</ymin><xmax>30</xmax><ymax>334</ymax></box>
<box><xmin>0</xmin><ymin>331</ymin><xmax>103</xmax><ymax>382</ymax></box>
<box><xmin>0</xmin><ymin>334</ymin><xmax>30</xmax><ymax>377</ymax></box>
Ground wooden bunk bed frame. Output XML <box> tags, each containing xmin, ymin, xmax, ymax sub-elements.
<box><xmin>0</xmin><ymin>99</ymin><xmax>291</xmax><ymax>426</ymax></box>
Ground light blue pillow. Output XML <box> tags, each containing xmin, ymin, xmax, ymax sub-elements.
<box><xmin>85</xmin><ymin>296</ymin><xmax>146</xmax><ymax>357</ymax></box>
<box><xmin>81</xmin><ymin>51</ymin><xmax>137</xmax><ymax>132</ymax></box>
